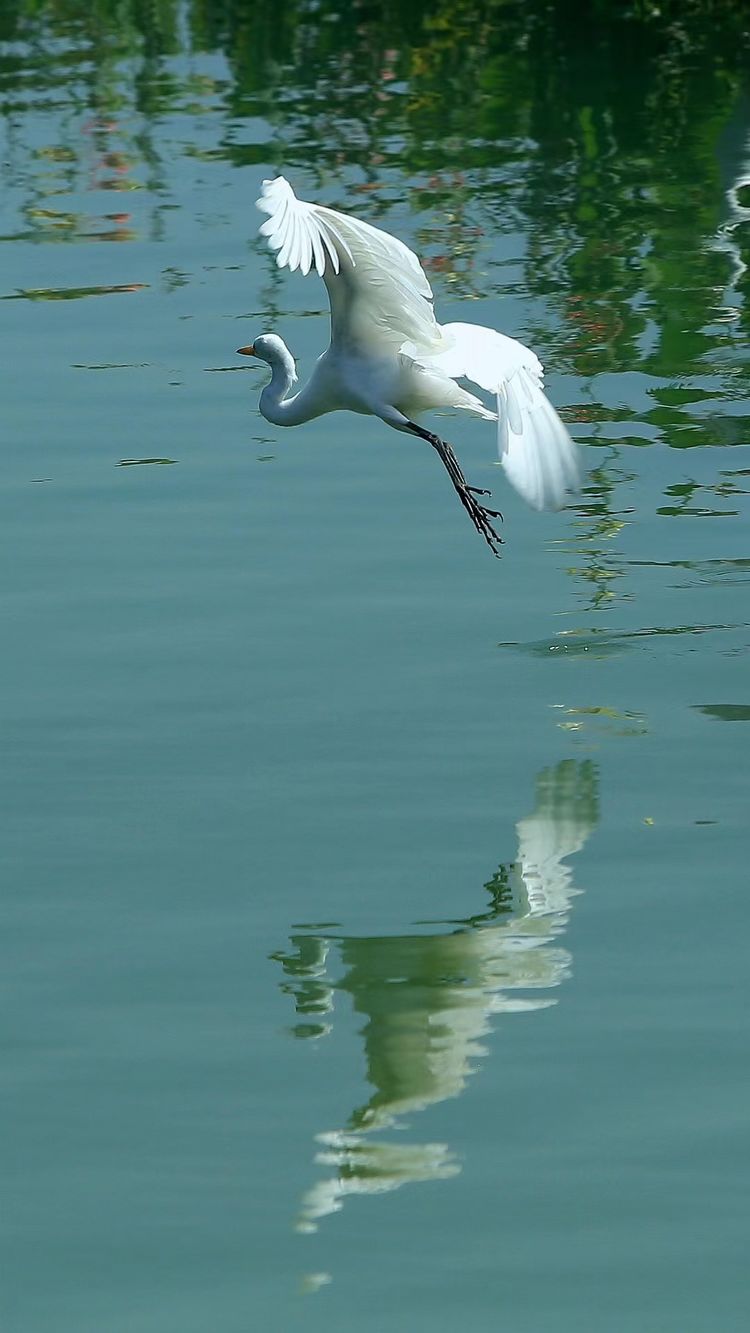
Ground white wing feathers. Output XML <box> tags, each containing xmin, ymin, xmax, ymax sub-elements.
<box><xmin>256</xmin><ymin>175</ymin><xmax>442</xmax><ymax>353</ymax></box>
<box><xmin>414</xmin><ymin>323</ymin><xmax>579</xmax><ymax>512</ymax></box>
<box><xmin>497</xmin><ymin>369</ymin><xmax>580</xmax><ymax>512</ymax></box>
<box><xmin>257</xmin><ymin>178</ymin><xmax>580</xmax><ymax>512</ymax></box>
<box><xmin>257</xmin><ymin>175</ymin><xmax>353</xmax><ymax>277</ymax></box>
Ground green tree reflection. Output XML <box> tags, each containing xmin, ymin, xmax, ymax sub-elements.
<box><xmin>2</xmin><ymin>0</ymin><xmax>747</xmax><ymax>536</ymax></box>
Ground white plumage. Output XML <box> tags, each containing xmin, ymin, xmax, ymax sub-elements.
<box><xmin>239</xmin><ymin>176</ymin><xmax>580</xmax><ymax>554</ymax></box>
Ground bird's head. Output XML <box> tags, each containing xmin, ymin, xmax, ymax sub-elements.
<box><xmin>236</xmin><ymin>333</ymin><xmax>297</xmax><ymax>381</ymax></box>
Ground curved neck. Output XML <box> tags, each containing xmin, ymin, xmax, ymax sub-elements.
<box><xmin>259</xmin><ymin>352</ymin><xmax>312</xmax><ymax>427</ymax></box>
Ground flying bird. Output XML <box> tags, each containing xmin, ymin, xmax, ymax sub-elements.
<box><xmin>238</xmin><ymin>176</ymin><xmax>580</xmax><ymax>555</ymax></box>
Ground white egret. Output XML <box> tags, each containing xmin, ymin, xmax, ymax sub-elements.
<box><xmin>238</xmin><ymin>176</ymin><xmax>580</xmax><ymax>555</ymax></box>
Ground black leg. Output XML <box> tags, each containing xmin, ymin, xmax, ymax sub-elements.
<box><xmin>406</xmin><ymin>422</ymin><xmax>503</xmax><ymax>556</ymax></box>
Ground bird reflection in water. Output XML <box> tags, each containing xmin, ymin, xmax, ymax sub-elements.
<box><xmin>271</xmin><ymin>759</ymin><xmax>598</xmax><ymax>1234</ymax></box>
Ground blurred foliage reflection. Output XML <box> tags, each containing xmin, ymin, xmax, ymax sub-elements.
<box><xmin>2</xmin><ymin>0</ymin><xmax>748</xmax><ymax>372</ymax></box>
<box><xmin>2</xmin><ymin>0</ymin><xmax>748</xmax><ymax>595</ymax></box>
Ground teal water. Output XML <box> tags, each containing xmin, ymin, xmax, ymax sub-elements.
<box><xmin>2</xmin><ymin>3</ymin><xmax>749</xmax><ymax>1329</ymax></box>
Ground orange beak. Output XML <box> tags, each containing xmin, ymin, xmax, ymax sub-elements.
<box><xmin>236</xmin><ymin>344</ymin><xmax>256</xmax><ymax>356</ymax></box>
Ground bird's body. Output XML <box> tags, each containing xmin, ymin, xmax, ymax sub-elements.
<box><xmin>239</xmin><ymin>176</ymin><xmax>580</xmax><ymax>554</ymax></box>
<box><xmin>261</xmin><ymin>341</ymin><xmax>492</xmax><ymax>426</ymax></box>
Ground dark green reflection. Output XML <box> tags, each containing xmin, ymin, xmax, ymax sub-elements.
<box><xmin>0</xmin><ymin>284</ymin><xmax>147</xmax><ymax>300</ymax></box>
<box><xmin>693</xmin><ymin>703</ymin><xmax>750</xmax><ymax>723</ymax></box>
<box><xmin>271</xmin><ymin>759</ymin><xmax>598</xmax><ymax>1233</ymax></box>
<box><xmin>2</xmin><ymin>1</ymin><xmax>749</xmax><ymax>424</ymax></box>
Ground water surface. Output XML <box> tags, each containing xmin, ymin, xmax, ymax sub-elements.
<box><xmin>1</xmin><ymin>3</ymin><xmax>749</xmax><ymax>1330</ymax></box>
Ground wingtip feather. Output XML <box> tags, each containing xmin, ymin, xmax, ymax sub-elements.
<box><xmin>500</xmin><ymin>369</ymin><xmax>580</xmax><ymax>512</ymax></box>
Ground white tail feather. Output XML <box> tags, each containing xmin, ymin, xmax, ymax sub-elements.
<box><xmin>417</xmin><ymin>322</ymin><xmax>580</xmax><ymax>512</ymax></box>
<box><xmin>499</xmin><ymin>368</ymin><xmax>580</xmax><ymax>512</ymax></box>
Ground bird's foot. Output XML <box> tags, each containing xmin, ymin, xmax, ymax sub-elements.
<box><xmin>421</xmin><ymin>429</ymin><xmax>504</xmax><ymax>556</ymax></box>
<box><xmin>404</xmin><ymin>420</ymin><xmax>504</xmax><ymax>556</ymax></box>
<box><xmin>456</xmin><ymin>484</ymin><xmax>504</xmax><ymax>557</ymax></box>
<box><xmin>468</xmin><ymin>484</ymin><xmax>503</xmax><ymax>517</ymax></box>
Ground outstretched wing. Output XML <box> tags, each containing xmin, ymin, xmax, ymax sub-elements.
<box><xmin>256</xmin><ymin>176</ymin><xmax>443</xmax><ymax>355</ymax></box>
